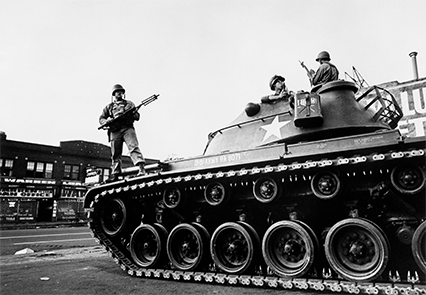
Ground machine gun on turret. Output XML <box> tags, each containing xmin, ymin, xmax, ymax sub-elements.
<box><xmin>98</xmin><ymin>94</ymin><xmax>159</xmax><ymax>130</ymax></box>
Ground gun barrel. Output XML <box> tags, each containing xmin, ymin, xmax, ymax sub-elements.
<box><xmin>141</xmin><ymin>95</ymin><xmax>159</xmax><ymax>106</ymax></box>
<box><xmin>299</xmin><ymin>60</ymin><xmax>314</xmax><ymax>86</ymax></box>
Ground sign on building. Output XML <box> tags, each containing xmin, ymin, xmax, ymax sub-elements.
<box><xmin>378</xmin><ymin>78</ymin><xmax>426</xmax><ymax>137</ymax></box>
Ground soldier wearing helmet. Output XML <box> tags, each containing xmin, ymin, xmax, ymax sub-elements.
<box><xmin>99</xmin><ymin>84</ymin><xmax>146</xmax><ymax>181</ymax></box>
<box><xmin>311</xmin><ymin>51</ymin><xmax>339</xmax><ymax>87</ymax></box>
<box><xmin>261</xmin><ymin>75</ymin><xmax>294</xmax><ymax>104</ymax></box>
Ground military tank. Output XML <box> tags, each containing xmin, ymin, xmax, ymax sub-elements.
<box><xmin>84</xmin><ymin>80</ymin><xmax>426</xmax><ymax>294</ymax></box>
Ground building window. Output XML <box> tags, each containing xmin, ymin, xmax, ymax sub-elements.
<box><xmin>72</xmin><ymin>165</ymin><xmax>80</xmax><ymax>180</ymax></box>
<box><xmin>26</xmin><ymin>161</ymin><xmax>35</xmax><ymax>177</ymax></box>
<box><xmin>64</xmin><ymin>165</ymin><xmax>71</xmax><ymax>179</ymax></box>
<box><xmin>26</xmin><ymin>161</ymin><xmax>54</xmax><ymax>178</ymax></box>
<box><xmin>45</xmin><ymin>163</ymin><xmax>53</xmax><ymax>179</ymax></box>
<box><xmin>64</xmin><ymin>164</ymin><xmax>80</xmax><ymax>180</ymax></box>
<box><xmin>35</xmin><ymin>162</ymin><xmax>44</xmax><ymax>178</ymax></box>
<box><xmin>0</xmin><ymin>159</ymin><xmax>14</xmax><ymax>176</ymax></box>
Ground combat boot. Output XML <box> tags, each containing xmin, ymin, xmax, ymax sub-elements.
<box><xmin>137</xmin><ymin>163</ymin><xmax>146</xmax><ymax>176</ymax></box>
<box><xmin>105</xmin><ymin>174</ymin><xmax>119</xmax><ymax>183</ymax></box>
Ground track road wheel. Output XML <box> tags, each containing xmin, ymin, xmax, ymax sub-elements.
<box><xmin>253</xmin><ymin>177</ymin><xmax>281</xmax><ymax>203</ymax></box>
<box><xmin>210</xmin><ymin>222</ymin><xmax>259</xmax><ymax>274</ymax></box>
<box><xmin>311</xmin><ymin>171</ymin><xmax>341</xmax><ymax>199</ymax></box>
<box><xmin>391</xmin><ymin>165</ymin><xmax>425</xmax><ymax>195</ymax></box>
<box><xmin>100</xmin><ymin>197</ymin><xmax>127</xmax><ymax>237</ymax></box>
<box><xmin>163</xmin><ymin>187</ymin><xmax>182</xmax><ymax>209</ymax></box>
<box><xmin>167</xmin><ymin>223</ymin><xmax>210</xmax><ymax>271</ymax></box>
<box><xmin>204</xmin><ymin>182</ymin><xmax>228</xmax><ymax>206</ymax></box>
<box><xmin>130</xmin><ymin>223</ymin><xmax>168</xmax><ymax>268</ymax></box>
<box><xmin>262</xmin><ymin>220</ymin><xmax>318</xmax><ymax>278</ymax></box>
<box><xmin>325</xmin><ymin>218</ymin><xmax>389</xmax><ymax>282</ymax></box>
<box><xmin>412</xmin><ymin>221</ymin><xmax>426</xmax><ymax>274</ymax></box>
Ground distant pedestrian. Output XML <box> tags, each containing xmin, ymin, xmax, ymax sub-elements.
<box><xmin>261</xmin><ymin>75</ymin><xmax>294</xmax><ymax>104</ymax></box>
<box><xmin>99</xmin><ymin>84</ymin><xmax>146</xmax><ymax>182</ymax></box>
<box><xmin>312</xmin><ymin>51</ymin><xmax>339</xmax><ymax>87</ymax></box>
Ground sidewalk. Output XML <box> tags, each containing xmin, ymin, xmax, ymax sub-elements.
<box><xmin>0</xmin><ymin>220</ymin><xmax>88</xmax><ymax>230</ymax></box>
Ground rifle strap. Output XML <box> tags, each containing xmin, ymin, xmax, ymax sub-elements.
<box><xmin>107</xmin><ymin>102</ymin><xmax>114</xmax><ymax>118</ymax></box>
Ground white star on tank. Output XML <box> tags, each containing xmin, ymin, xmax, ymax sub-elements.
<box><xmin>260</xmin><ymin>116</ymin><xmax>290</xmax><ymax>142</ymax></box>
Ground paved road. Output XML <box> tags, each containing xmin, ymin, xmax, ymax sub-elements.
<box><xmin>0</xmin><ymin>227</ymin><xmax>336</xmax><ymax>295</ymax></box>
<box><xmin>0</xmin><ymin>226</ymin><xmax>97</xmax><ymax>256</ymax></box>
<box><xmin>0</xmin><ymin>246</ymin><xmax>335</xmax><ymax>295</ymax></box>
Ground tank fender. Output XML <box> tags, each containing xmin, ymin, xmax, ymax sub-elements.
<box><xmin>84</xmin><ymin>186</ymin><xmax>106</xmax><ymax>208</ymax></box>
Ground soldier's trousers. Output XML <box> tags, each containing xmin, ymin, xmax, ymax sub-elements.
<box><xmin>110</xmin><ymin>126</ymin><xmax>145</xmax><ymax>175</ymax></box>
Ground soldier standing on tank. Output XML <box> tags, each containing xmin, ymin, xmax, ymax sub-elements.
<box><xmin>99</xmin><ymin>84</ymin><xmax>146</xmax><ymax>182</ymax></box>
<box><xmin>261</xmin><ymin>75</ymin><xmax>294</xmax><ymax>104</ymax></box>
<box><xmin>311</xmin><ymin>51</ymin><xmax>339</xmax><ymax>87</ymax></box>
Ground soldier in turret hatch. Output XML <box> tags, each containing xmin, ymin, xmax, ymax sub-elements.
<box><xmin>99</xmin><ymin>84</ymin><xmax>146</xmax><ymax>182</ymax></box>
<box><xmin>311</xmin><ymin>51</ymin><xmax>339</xmax><ymax>87</ymax></box>
<box><xmin>261</xmin><ymin>75</ymin><xmax>294</xmax><ymax>104</ymax></box>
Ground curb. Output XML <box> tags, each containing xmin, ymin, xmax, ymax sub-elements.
<box><xmin>0</xmin><ymin>221</ymin><xmax>88</xmax><ymax>230</ymax></box>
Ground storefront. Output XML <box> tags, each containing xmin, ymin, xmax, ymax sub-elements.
<box><xmin>0</xmin><ymin>177</ymin><xmax>57</xmax><ymax>222</ymax></box>
<box><xmin>56</xmin><ymin>180</ymin><xmax>88</xmax><ymax>222</ymax></box>
<box><xmin>1</xmin><ymin>136</ymin><xmax>154</xmax><ymax>224</ymax></box>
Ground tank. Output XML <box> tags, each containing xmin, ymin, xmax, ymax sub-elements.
<box><xmin>84</xmin><ymin>80</ymin><xmax>426</xmax><ymax>294</ymax></box>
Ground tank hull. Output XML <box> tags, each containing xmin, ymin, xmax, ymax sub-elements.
<box><xmin>85</xmin><ymin>129</ymin><xmax>426</xmax><ymax>293</ymax></box>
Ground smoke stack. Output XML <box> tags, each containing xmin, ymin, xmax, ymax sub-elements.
<box><xmin>409</xmin><ymin>51</ymin><xmax>419</xmax><ymax>80</ymax></box>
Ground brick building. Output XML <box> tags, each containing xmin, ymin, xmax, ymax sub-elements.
<box><xmin>0</xmin><ymin>132</ymin><xmax>156</xmax><ymax>223</ymax></box>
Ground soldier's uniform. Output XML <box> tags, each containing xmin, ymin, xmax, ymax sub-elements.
<box><xmin>312</xmin><ymin>51</ymin><xmax>339</xmax><ymax>87</ymax></box>
<box><xmin>261</xmin><ymin>75</ymin><xmax>294</xmax><ymax>104</ymax></box>
<box><xmin>99</xmin><ymin>84</ymin><xmax>145</xmax><ymax>180</ymax></box>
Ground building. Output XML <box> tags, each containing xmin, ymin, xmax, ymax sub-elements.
<box><xmin>0</xmin><ymin>132</ymin><xmax>156</xmax><ymax>223</ymax></box>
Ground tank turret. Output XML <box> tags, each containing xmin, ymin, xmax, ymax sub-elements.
<box><xmin>205</xmin><ymin>81</ymin><xmax>400</xmax><ymax>155</ymax></box>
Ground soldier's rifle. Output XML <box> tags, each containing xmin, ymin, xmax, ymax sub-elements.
<box><xmin>98</xmin><ymin>94</ymin><xmax>159</xmax><ymax>130</ymax></box>
<box><xmin>299</xmin><ymin>60</ymin><xmax>315</xmax><ymax>86</ymax></box>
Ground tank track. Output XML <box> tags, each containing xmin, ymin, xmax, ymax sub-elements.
<box><xmin>87</xmin><ymin>146</ymin><xmax>426</xmax><ymax>295</ymax></box>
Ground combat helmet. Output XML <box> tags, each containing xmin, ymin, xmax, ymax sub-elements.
<box><xmin>269</xmin><ymin>75</ymin><xmax>285</xmax><ymax>91</ymax></box>
<box><xmin>112</xmin><ymin>84</ymin><xmax>125</xmax><ymax>95</ymax></box>
<box><xmin>316</xmin><ymin>51</ymin><xmax>331</xmax><ymax>61</ymax></box>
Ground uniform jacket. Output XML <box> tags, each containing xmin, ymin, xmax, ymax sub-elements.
<box><xmin>99</xmin><ymin>99</ymin><xmax>140</xmax><ymax>133</ymax></box>
<box><xmin>312</xmin><ymin>62</ymin><xmax>339</xmax><ymax>86</ymax></box>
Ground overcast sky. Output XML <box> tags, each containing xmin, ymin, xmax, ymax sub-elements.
<box><xmin>1</xmin><ymin>0</ymin><xmax>425</xmax><ymax>160</ymax></box>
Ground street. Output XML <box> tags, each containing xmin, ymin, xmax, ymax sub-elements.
<box><xmin>0</xmin><ymin>226</ymin><xmax>97</xmax><ymax>256</ymax></box>
<box><xmin>0</xmin><ymin>227</ymin><xmax>335</xmax><ymax>295</ymax></box>
<box><xmin>0</xmin><ymin>245</ymin><xmax>337</xmax><ymax>295</ymax></box>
